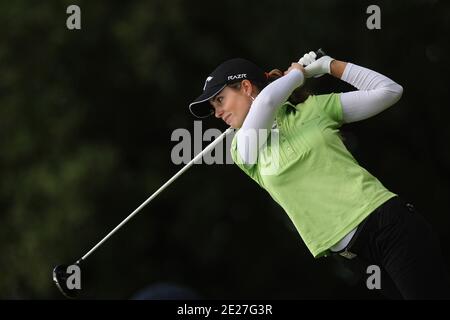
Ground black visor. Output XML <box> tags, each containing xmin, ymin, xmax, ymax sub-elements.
<box><xmin>188</xmin><ymin>58</ymin><xmax>267</xmax><ymax>118</ymax></box>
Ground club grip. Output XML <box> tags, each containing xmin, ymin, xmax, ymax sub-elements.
<box><xmin>299</xmin><ymin>48</ymin><xmax>326</xmax><ymax>66</ymax></box>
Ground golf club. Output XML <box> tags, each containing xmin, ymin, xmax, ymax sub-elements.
<box><xmin>53</xmin><ymin>127</ymin><xmax>234</xmax><ymax>298</ymax></box>
<box><xmin>53</xmin><ymin>48</ymin><xmax>326</xmax><ymax>298</ymax></box>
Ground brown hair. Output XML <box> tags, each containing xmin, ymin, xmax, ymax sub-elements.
<box><xmin>265</xmin><ymin>69</ymin><xmax>311</xmax><ymax>105</ymax></box>
<box><xmin>227</xmin><ymin>69</ymin><xmax>311</xmax><ymax>105</ymax></box>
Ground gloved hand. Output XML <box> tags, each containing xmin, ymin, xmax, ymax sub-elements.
<box><xmin>299</xmin><ymin>51</ymin><xmax>335</xmax><ymax>78</ymax></box>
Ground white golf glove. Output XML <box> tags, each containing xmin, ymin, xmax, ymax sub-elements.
<box><xmin>299</xmin><ymin>51</ymin><xmax>335</xmax><ymax>78</ymax></box>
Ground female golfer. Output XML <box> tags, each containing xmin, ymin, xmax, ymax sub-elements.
<box><xmin>188</xmin><ymin>51</ymin><xmax>450</xmax><ymax>299</ymax></box>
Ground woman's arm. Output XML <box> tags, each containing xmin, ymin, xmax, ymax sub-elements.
<box><xmin>236</xmin><ymin>66</ymin><xmax>305</xmax><ymax>164</ymax></box>
<box><xmin>331</xmin><ymin>60</ymin><xmax>403</xmax><ymax>124</ymax></box>
<box><xmin>330</xmin><ymin>60</ymin><xmax>347</xmax><ymax>78</ymax></box>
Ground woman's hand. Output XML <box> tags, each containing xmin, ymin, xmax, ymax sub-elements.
<box><xmin>284</xmin><ymin>62</ymin><xmax>306</xmax><ymax>76</ymax></box>
<box><xmin>299</xmin><ymin>51</ymin><xmax>335</xmax><ymax>78</ymax></box>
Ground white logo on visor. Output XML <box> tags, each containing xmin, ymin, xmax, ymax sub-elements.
<box><xmin>228</xmin><ymin>73</ymin><xmax>247</xmax><ymax>81</ymax></box>
<box><xmin>203</xmin><ymin>76</ymin><xmax>213</xmax><ymax>91</ymax></box>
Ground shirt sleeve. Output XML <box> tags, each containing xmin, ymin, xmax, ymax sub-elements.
<box><xmin>313</xmin><ymin>93</ymin><xmax>345</xmax><ymax>127</ymax></box>
<box><xmin>340</xmin><ymin>63</ymin><xmax>403</xmax><ymax>123</ymax></box>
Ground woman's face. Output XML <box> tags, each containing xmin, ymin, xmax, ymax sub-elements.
<box><xmin>209</xmin><ymin>80</ymin><xmax>256</xmax><ymax>129</ymax></box>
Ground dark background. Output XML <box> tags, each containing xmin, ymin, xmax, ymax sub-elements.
<box><xmin>1</xmin><ymin>0</ymin><xmax>449</xmax><ymax>299</ymax></box>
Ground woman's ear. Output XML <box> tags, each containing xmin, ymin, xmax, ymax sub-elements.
<box><xmin>240</xmin><ymin>79</ymin><xmax>253</xmax><ymax>96</ymax></box>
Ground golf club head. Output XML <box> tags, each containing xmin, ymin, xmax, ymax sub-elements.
<box><xmin>52</xmin><ymin>264</ymin><xmax>80</xmax><ymax>299</ymax></box>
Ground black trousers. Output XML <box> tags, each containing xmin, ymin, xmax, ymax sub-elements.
<box><xmin>333</xmin><ymin>195</ymin><xmax>450</xmax><ymax>299</ymax></box>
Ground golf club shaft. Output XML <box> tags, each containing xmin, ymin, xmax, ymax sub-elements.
<box><xmin>76</xmin><ymin>49</ymin><xmax>325</xmax><ymax>265</ymax></box>
<box><xmin>77</xmin><ymin>127</ymin><xmax>235</xmax><ymax>264</ymax></box>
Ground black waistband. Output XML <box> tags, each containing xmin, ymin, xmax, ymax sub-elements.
<box><xmin>331</xmin><ymin>196</ymin><xmax>402</xmax><ymax>259</ymax></box>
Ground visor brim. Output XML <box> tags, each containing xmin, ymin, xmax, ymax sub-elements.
<box><xmin>188</xmin><ymin>84</ymin><xmax>226</xmax><ymax>118</ymax></box>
